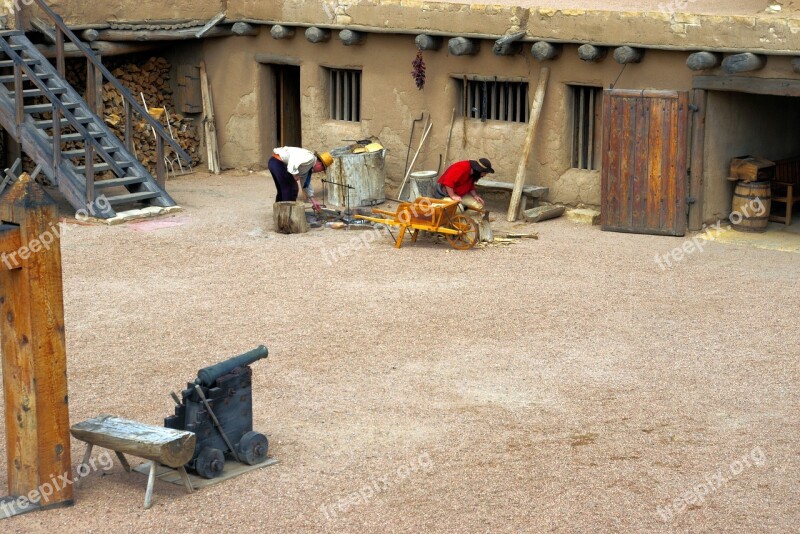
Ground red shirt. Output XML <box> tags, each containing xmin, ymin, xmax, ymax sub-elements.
<box><xmin>437</xmin><ymin>160</ymin><xmax>475</xmax><ymax>197</ymax></box>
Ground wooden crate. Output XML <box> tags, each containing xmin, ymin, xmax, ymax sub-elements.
<box><xmin>730</xmin><ymin>155</ymin><xmax>775</xmax><ymax>182</ymax></box>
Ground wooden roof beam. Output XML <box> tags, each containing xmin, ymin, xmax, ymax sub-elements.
<box><xmin>493</xmin><ymin>31</ymin><xmax>525</xmax><ymax>56</ymax></box>
<box><xmin>687</xmin><ymin>51</ymin><xmax>722</xmax><ymax>71</ymax></box>
<box><xmin>415</xmin><ymin>34</ymin><xmax>442</xmax><ymax>51</ymax></box>
<box><xmin>270</xmin><ymin>25</ymin><xmax>295</xmax><ymax>39</ymax></box>
<box><xmin>339</xmin><ymin>29</ymin><xmax>365</xmax><ymax>46</ymax></box>
<box><xmin>614</xmin><ymin>46</ymin><xmax>644</xmax><ymax>64</ymax></box>
<box><xmin>449</xmin><ymin>37</ymin><xmax>479</xmax><ymax>56</ymax></box>
<box><xmin>531</xmin><ymin>41</ymin><xmax>562</xmax><ymax>61</ymax></box>
<box><xmin>722</xmin><ymin>53</ymin><xmax>766</xmax><ymax>74</ymax></box>
<box><xmin>305</xmin><ymin>27</ymin><xmax>331</xmax><ymax>43</ymax></box>
<box><xmin>578</xmin><ymin>44</ymin><xmax>607</xmax><ymax>63</ymax></box>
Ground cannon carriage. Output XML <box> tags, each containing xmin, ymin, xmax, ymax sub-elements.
<box><xmin>165</xmin><ymin>345</ymin><xmax>270</xmax><ymax>478</ymax></box>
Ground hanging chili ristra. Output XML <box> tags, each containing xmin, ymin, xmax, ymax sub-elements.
<box><xmin>411</xmin><ymin>51</ymin><xmax>426</xmax><ymax>90</ymax></box>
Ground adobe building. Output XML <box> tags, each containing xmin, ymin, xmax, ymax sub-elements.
<box><xmin>6</xmin><ymin>0</ymin><xmax>800</xmax><ymax>234</ymax></box>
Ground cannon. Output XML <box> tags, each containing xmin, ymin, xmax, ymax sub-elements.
<box><xmin>165</xmin><ymin>345</ymin><xmax>269</xmax><ymax>478</ymax></box>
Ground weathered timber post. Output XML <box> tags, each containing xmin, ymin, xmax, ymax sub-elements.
<box><xmin>0</xmin><ymin>174</ymin><xmax>73</xmax><ymax>518</ymax></box>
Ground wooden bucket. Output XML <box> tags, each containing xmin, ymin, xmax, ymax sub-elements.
<box><xmin>731</xmin><ymin>181</ymin><xmax>771</xmax><ymax>233</ymax></box>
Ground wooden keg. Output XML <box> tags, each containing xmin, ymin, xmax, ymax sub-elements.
<box><xmin>730</xmin><ymin>181</ymin><xmax>771</xmax><ymax>233</ymax></box>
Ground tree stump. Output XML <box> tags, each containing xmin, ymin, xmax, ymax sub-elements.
<box><xmin>273</xmin><ymin>202</ymin><xmax>309</xmax><ymax>234</ymax></box>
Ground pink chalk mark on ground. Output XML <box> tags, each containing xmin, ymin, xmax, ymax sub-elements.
<box><xmin>128</xmin><ymin>216</ymin><xmax>190</xmax><ymax>232</ymax></box>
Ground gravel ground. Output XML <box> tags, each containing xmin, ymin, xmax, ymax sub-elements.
<box><xmin>1</xmin><ymin>171</ymin><xmax>798</xmax><ymax>533</ymax></box>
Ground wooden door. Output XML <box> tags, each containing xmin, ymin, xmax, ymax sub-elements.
<box><xmin>601</xmin><ymin>90</ymin><xmax>689</xmax><ymax>236</ymax></box>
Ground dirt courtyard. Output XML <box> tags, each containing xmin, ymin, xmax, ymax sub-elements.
<box><xmin>1</xmin><ymin>171</ymin><xmax>798</xmax><ymax>532</ymax></box>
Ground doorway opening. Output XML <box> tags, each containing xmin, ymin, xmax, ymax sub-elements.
<box><xmin>272</xmin><ymin>64</ymin><xmax>301</xmax><ymax>148</ymax></box>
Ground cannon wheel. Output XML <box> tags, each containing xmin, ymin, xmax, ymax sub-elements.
<box><xmin>196</xmin><ymin>447</ymin><xmax>225</xmax><ymax>479</ymax></box>
<box><xmin>445</xmin><ymin>214</ymin><xmax>478</xmax><ymax>250</ymax></box>
<box><xmin>238</xmin><ymin>431</ymin><xmax>269</xmax><ymax>465</ymax></box>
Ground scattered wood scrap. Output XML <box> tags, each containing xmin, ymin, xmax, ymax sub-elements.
<box><xmin>524</xmin><ymin>205</ymin><xmax>565</xmax><ymax>223</ymax></box>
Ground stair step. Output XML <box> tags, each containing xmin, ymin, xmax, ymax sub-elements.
<box><xmin>25</xmin><ymin>102</ymin><xmax>80</xmax><ymax>114</ymax></box>
<box><xmin>0</xmin><ymin>72</ymin><xmax>55</xmax><ymax>83</ymax></box>
<box><xmin>105</xmin><ymin>191</ymin><xmax>161</xmax><ymax>205</ymax></box>
<box><xmin>61</xmin><ymin>146</ymin><xmax>120</xmax><ymax>157</ymax></box>
<box><xmin>76</xmin><ymin>161</ymin><xmax>133</xmax><ymax>173</ymax></box>
<box><xmin>35</xmin><ymin>116</ymin><xmax>95</xmax><ymax>128</ymax></box>
<box><xmin>22</xmin><ymin>87</ymin><xmax>67</xmax><ymax>98</ymax></box>
<box><xmin>94</xmin><ymin>176</ymin><xmax>147</xmax><ymax>189</ymax></box>
<box><xmin>55</xmin><ymin>131</ymin><xmax>107</xmax><ymax>142</ymax></box>
<box><xmin>0</xmin><ymin>58</ymin><xmax>41</xmax><ymax>68</ymax></box>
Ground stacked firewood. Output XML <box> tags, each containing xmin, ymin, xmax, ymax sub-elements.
<box><xmin>65</xmin><ymin>56</ymin><xmax>202</xmax><ymax>175</ymax></box>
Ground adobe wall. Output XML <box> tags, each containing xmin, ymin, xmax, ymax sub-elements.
<box><xmin>197</xmin><ymin>31</ymin><xmax>699</xmax><ymax>207</ymax></box>
<box><xmin>20</xmin><ymin>0</ymin><xmax>800</xmax><ymax>55</ymax></box>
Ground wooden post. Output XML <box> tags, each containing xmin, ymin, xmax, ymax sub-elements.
<box><xmin>0</xmin><ymin>174</ymin><xmax>73</xmax><ymax>517</ymax></box>
<box><xmin>507</xmin><ymin>67</ymin><xmax>549</xmax><ymax>222</ymax></box>
<box><xmin>688</xmin><ymin>89</ymin><xmax>706</xmax><ymax>231</ymax></box>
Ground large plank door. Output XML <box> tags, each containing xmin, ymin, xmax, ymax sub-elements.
<box><xmin>601</xmin><ymin>90</ymin><xmax>689</xmax><ymax>236</ymax></box>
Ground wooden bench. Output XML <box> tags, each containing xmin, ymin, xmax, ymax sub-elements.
<box><xmin>475</xmin><ymin>180</ymin><xmax>549</xmax><ymax>215</ymax></box>
<box><xmin>71</xmin><ymin>415</ymin><xmax>196</xmax><ymax>509</ymax></box>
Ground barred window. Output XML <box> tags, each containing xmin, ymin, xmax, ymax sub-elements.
<box><xmin>457</xmin><ymin>78</ymin><xmax>529</xmax><ymax>123</ymax></box>
<box><xmin>570</xmin><ymin>85</ymin><xmax>603</xmax><ymax>171</ymax></box>
<box><xmin>328</xmin><ymin>68</ymin><xmax>361</xmax><ymax>122</ymax></box>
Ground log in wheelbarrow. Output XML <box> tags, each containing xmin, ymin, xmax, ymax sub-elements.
<box><xmin>354</xmin><ymin>197</ymin><xmax>479</xmax><ymax>249</ymax></box>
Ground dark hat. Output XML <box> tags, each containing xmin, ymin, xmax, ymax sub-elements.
<box><xmin>470</xmin><ymin>158</ymin><xmax>495</xmax><ymax>174</ymax></box>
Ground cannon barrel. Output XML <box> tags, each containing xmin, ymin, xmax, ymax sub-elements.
<box><xmin>196</xmin><ymin>345</ymin><xmax>268</xmax><ymax>386</ymax></box>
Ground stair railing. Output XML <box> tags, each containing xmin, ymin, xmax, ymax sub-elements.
<box><xmin>31</xmin><ymin>0</ymin><xmax>192</xmax><ymax>190</ymax></box>
<box><xmin>0</xmin><ymin>38</ymin><xmax>128</xmax><ymax>207</ymax></box>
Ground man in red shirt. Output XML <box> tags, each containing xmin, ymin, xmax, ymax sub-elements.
<box><xmin>433</xmin><ymin>158</ymin><xmax>494</xmax><ymax>211</ymax></box>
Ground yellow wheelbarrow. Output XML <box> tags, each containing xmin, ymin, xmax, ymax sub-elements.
<box><xmin>355</xmin><ymin>197</ymin><xmax>479</xmax><ymax>249</ymax></box>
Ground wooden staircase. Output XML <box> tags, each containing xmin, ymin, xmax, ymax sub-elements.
<box><xmin>0</xmin><ymin>2</ymin><xmax>191</xmax><ymax>219</ymax></box>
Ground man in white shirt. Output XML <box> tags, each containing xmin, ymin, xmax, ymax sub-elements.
<box><xmin>268</xmin><ymin>147</ymin><xmax>333</xmax><ymax>210</ymax></box>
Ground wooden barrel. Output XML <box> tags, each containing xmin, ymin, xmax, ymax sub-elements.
<box><xmin>730</xmin><ymin>180</ymin><xmax>771</xmax><ymax>233</ymax></box>
<box><xmin>273</xmin><ymin>201</ymin><xmax>308</xmax><ymax>234</ymax></box>
<box><xmin>324</xmin><ymin>148</ymin><xmax>386</xmax><ymax>208</ymax></box>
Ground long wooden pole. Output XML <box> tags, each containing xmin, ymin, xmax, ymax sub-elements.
<box><xmin>397</xmin><ymin>121</ymin><xmax>432</xmax><ymax>199</ymax></box>
<box><xmin>200</xmin><ymin>61</ymin><xmax>221</xmax><ymax>175</ymax></box>
<box><xmin>507</xmin><ymin>67</ymin><xmax>550</xmax><ymax>222</ymax></box>
<box><xmin>0</xmin><ymin>175</ymin><xmax>73</xmax><ymax>516</ymax></box>
<box><xmin>443</xmin><ymin>107</ymin><xmax>456</xmax><ymax>169</ymax></box>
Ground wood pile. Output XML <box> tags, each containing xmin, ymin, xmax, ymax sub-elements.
<box><xmin>64</xmin><ymin>56</ymin><xmax>201</xmax><ymax>175</ymax></box>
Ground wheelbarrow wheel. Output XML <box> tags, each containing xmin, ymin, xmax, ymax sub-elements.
<box><xmin>238</xmin><ymin>431</ymin><xmax>269</xmax><ymax>465</ymax></box>
<box><xmin>195</xmin><ymin>447</ymin><xmax>225</xmax><ymax>479</ymax></box>
<box><xmin>446</xmin><ymin>214</ymin><xmax>479</xmax><ymax>250</ymax></box>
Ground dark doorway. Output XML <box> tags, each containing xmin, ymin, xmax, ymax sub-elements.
<box><xmin>272</xmin><ymin>65</ymin><xmax>301</xmax><ymax>147</ymax></box>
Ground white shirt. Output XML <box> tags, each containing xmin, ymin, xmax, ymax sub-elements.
<box><xmin>273</xmin><ymin>147</ymin><xmax>316</xmax><ymax>177</ymax></box>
